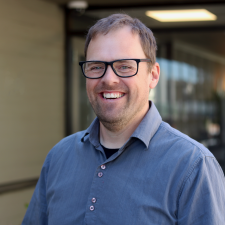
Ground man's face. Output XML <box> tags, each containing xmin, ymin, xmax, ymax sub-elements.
<box><xmin>86</xmin><ymin>26</ymin><xmax>159</xmax><ymax>131</ymax></box>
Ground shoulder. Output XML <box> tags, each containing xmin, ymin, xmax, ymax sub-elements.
<box><xmin>52</xmin><ymin>130</ymin><xmax>86</xmax><ymax>151</ymax></box>
<box><xmin>44</xmin><ymin>130</ymin><xmax>87</xmax><ymax>167</ymax></box>
<box><xmin>155</xmin><ymin>121</ymin><xmax>214</xmax><ymax>158</ymax></box>
<box><xmin>151</xmin><ymin>121</ymin><xmax>224</xmax><ymax>187</ymax></box>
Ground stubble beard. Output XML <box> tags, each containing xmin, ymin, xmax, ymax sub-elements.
<box><xmin>88</xmin><ymin>96</ymin><xmax>131</xmax><ymax>132</ymax></box>
<box><xmin>88</xmin><ymin>93</ymin><xmax>148</xmax><ymax>133</ymax></box>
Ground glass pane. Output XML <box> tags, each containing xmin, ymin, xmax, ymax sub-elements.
<box><xmin>79</xmin><ymin>56</ymin><xmax>95</xmax><ymax>130</ymax></box>
<box><xmin>155</xmin><ymin>41</ymin><xmax>225</xmax><ymax>157</ymax></box>
<box><xmin>72</xmin><ymin>38</ymin><xmax>95</xmax><ymax>133</ymax></box>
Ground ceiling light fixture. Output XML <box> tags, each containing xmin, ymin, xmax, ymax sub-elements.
<box><xmin>146</xmin><ymin>9</ymin><xmax>217</xmax><ymax>22</ymax></box>
<box><xmin>68</xmin><ymin>1</ymin><xmax>88</xmax><ymax>10</ymax></box>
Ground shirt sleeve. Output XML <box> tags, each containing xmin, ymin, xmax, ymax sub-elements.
<box><xmin>177</xmin><ymin>156</ymin><xmax>225</xmax><ymax>225</ymax></box>
<box><xmin>21</xmin><ymin>152</ymin><xmax>52</xmax><ymax>225</ymax></box>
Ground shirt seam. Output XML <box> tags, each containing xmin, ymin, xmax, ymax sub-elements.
<box><xmin>176</xmin><ymin>155</ymin><xmax>224</xmax><ymax>217</ymax></box>
<box><xmin>177</xmin><ymin>156</ymin><xmax>202</xmax><ymax>204</ymax></box>
<box><xmin>159</xmin><ymin>123</ymin><xmax>218</xmax><ymax>212</ymax></box>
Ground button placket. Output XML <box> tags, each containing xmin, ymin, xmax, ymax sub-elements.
<box><xmin>88</xmin><ymin>164</ymin><xmax>107</xmax><ymax>216</ymax></box>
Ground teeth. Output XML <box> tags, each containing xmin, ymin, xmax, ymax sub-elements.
<box><xmin>103</xmin><ymin>93</ymin><xmax>124</xmax><ymax>99</ymax></box>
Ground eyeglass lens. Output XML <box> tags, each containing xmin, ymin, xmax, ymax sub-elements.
<box><xmin>83</xmin><ymin>60</ymin><xmax>137</xmax><ymax>78</ymax></box>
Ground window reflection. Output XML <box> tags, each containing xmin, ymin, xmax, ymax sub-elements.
<box><xmin>153</xmin><ymin>55</ymin><xmax>224</xmax><ymax>151</ymax></box>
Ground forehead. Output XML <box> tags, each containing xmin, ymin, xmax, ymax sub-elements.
<box><xmin>86</xmin><ymin>26</ymin><xmax>145</xmax><ymax>61</ymax></box>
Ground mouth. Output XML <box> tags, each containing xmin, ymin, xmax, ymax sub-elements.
<box><xmin>102</xmin><ymin>92</ymin><xmax>125</xmax><ymax>99</ymax></box>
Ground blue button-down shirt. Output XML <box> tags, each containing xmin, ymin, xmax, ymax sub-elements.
<box><xmin>22</xmin><ymin>102</ymin><xmax>225</xmax><ymax>225</ymax></box>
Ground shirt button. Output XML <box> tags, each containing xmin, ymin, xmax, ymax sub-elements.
<box><xmin>90</xmin><ymin>205</ymin><xmax>95</xmax><ymax>211</ymax></box>
<box><xmin>98</xmin><ymin>172</ymin><xmax>103</xmax><ymax>177</ymax></box>
<box><xmin>101</xmin><ymin>164</ymin><xmax>106</xmax><ymax>170</ymax></box>
<box><xmin>92</xmin><ymin>198</ymin><xmax>97</xmax><ymax>203</ymax></box>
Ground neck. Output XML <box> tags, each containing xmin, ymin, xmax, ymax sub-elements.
<box><xmin>99</xmin><ymin>104</ymin><xmax>150</xmax><ymax>149</ymax></box>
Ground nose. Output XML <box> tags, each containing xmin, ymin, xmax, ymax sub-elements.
<box><xmin>100</xmin><ymin>64</ymin><xmax>120</xmax><ymax>85</ymax></box>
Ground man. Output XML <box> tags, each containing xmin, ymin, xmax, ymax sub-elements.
<box><xmin>22</xmin><ymin>14</ymin><xmax>225</xmax><ymax>224</ymax></box>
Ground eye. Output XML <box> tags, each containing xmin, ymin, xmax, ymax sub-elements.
<box><xmin>117</xmin><ymin>64</ymin><xmax>133</xmax><ymax>72</ymax></box>
<box><xmin>85</xmin><ymin>62</ymin><xmax>105</xmax><ymax>73</ymax></box>
<box><xmin>90</xmin><ymin>66</ymin><xmax>103</xmax><ymax>71</ymax></box>
<box><xmin>120</xmin><ymin>65</ymin><xmax>131</xmax><ymax>70</ymax></box>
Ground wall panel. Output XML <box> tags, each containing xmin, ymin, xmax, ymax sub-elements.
<box><xmin>0</xmin><ymin>0</ymin><xmax>64</xmax><ymax>187</ymax></box>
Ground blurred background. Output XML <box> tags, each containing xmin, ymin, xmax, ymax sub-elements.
<box><xmin>0</xmin><ymin>0</ymin><xmax>225</xmax><ymax>224</ymax></box>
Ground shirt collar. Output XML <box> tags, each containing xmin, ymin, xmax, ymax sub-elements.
<box><xmin>131</xmin><ymin>101</ymin><xmax>162</xmax><ymax>148</ymax></box>
<box><xmin>81</xmin><ymin>116</ymin><xmax>100</xmax><ymax>147</ymax></box>
<box><xmin>81</xmin><ymin>101</ymin><xmax>162</xmax><ymax>149</ymax></box>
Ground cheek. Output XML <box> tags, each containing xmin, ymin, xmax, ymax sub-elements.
<box><xmin>136</xmin><ymin>67</ymin><xmax>151</xmax><ymax>89</ymax></box>
<box><xmin>125</xmin><ymin>79</ymin><xmax>147</xmax><ymax>100</ymax></box>
<box><xmin>86</xmin><ymin>81</ymin><xmax>93</xmax><ymax>99</ymax></box>
<box><xmin>139</xmin><ymin>78</ymin><xmax>151</xmax><ymax>99</ymax></box>
<box><xmin>86</xmin><ymin>80</ymin><xmax>100</xmax><ymax>101</ymax></box>
<box><xmin>86</xmin><ymin>80</ymin><xmax>95</xmax><ymax>92</ymax></box>
<box><xmin>135</xmin><ymin>74</ymin><xmax>151</xmax><ymax>91</ymax></box>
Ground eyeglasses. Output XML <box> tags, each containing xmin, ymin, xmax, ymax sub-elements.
<box><xmin>79</xmin><ymin>59</ymin><xmax>151</xmax><ymax>79</ymax></box>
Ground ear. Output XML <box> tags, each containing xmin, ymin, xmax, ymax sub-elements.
<box><xmin>149</xmin><ymin>62</ymin><xmax>160</xmax><ymax>89</ymax></box>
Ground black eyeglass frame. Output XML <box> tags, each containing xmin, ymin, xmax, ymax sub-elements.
<box><xmin>79</xmin><ymin>58</ymin><xmax>151</xmax><ymax>79</ymax></box>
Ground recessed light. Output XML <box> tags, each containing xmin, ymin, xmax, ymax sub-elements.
<box><xmin>146</xmin><ymin>9</ymin><xmax>217</xmax><ymax>22</ymax></box>
<box><xmin>68</xmin><ymin>1</ymin><xmax>88</xmax><ymax>10</ymax></box>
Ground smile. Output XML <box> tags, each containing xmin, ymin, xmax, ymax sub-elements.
<box><xmin>102</xmin><ymin>92</ymin><xmax>125</xmax><ymax>99</ymax></box>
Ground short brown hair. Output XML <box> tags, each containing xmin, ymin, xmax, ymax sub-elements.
<box><xmin>84</xmin><ymin>14</ymin><xmax>157</xmax><ymax>66</ymax></box>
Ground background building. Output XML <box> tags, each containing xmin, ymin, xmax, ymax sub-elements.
<box><xmin>0</xmin><ymin>0</ymin><xmax>224</xmax><ymax>224</ymax></box>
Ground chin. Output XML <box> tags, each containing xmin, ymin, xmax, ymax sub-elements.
<box><xmin>98</xmin><ymin>115</ymin><xmax>121</xmax><ymax>124</ymax></box>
